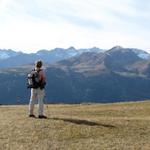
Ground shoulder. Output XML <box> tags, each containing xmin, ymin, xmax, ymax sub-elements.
<box><xmin>39</xmin><ymin>69</ymin><xmax>45</xmax><ymax>76</ymax></box>
<box><xmin>39</xmin><ymin>69</ymin><xmax>44</xmax><ymax>73</ymax></box>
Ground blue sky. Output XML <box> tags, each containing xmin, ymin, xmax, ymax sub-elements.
<box><xmin>0</xmin><ymin>0</ymin><xmax>150</xmax><ymax>53</ymax></box>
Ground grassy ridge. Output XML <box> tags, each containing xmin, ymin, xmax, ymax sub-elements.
<box><xmin>0</xmin><ymin>101</ymin><xmax>150</xmax><ymax>150</ymax></box>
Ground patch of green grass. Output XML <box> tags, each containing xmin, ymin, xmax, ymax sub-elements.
<box><xmin>0</xmin><ymin>101</ymin><xmax>150</xmax><ymax>150</ymax></box>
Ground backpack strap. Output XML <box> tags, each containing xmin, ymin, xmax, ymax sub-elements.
<box><xmin>34</xmin><ymin>68</ymin><xmax>42</xmax><ymax>73</ymax></box>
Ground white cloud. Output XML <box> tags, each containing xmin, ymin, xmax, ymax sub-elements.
<box><xmin>0</xmin><ymin>0</ymin><xmax>149</xmax><ymax>53</ymax></box>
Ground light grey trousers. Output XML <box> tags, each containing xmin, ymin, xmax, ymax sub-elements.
<box><xmin>29</xmin><ymin>88</ymin><xmax>45</xmax><ymax>116</ymax></box>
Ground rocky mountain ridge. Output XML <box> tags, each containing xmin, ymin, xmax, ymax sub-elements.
<box><xmin>0</xmin><ymin>46</ymin><xmax>150</xmax><ymax>104</ymax></box>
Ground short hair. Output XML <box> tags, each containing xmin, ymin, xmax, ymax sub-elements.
<box><xmin>35</xmin><ymin>60</ymin><xmax>43</xmax><ymax>68</ymax></box>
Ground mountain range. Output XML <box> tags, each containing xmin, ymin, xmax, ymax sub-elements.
<box><xmin>0</xmin><ymin>47</ymin><xmax>103</xmax><ymax>68</ymax></box>
<box><xmin>0</xmin><ymin>46</ymin><xmax>150</xmax><ymax>104</ymax></box>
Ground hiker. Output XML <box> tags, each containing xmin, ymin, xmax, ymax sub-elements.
<box><xmin>28</xmin><ymin>60</ymin><xmax>47</xmax><ymax>118</ymax></box>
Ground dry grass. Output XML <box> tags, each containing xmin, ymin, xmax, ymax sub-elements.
<box><xmin>0</xmin><ymin>101</ymin><xmax>150</xmax><ymax>150</ymax></box>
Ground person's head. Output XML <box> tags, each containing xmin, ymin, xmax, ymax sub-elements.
<box><xmin>35</xmin><ymin>60</ymin><xmax>43</xmax><ymax>68</ymax></box>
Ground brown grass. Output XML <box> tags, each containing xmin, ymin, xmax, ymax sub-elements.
<box><xmin>0</xmin><ymin>101</ymin><xmax>150</xmax><ymax>150</ymax></box>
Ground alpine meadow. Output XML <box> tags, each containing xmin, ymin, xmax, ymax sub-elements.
<box><xmin>0</xmin><ymin>101</ymin><xmax>150</xmax><ymax>150</ymax></box>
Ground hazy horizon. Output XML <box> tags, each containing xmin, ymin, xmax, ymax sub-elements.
<box><xmin>1</xmin><ymin>45</ymin><xmax>150</xmax><ymax>54</ymax></box>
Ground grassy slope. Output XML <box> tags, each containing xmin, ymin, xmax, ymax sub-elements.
<box><xmin>0</xmin><ymin>101</ymin><xmax>150</xmax><ymax>150</ymax></box>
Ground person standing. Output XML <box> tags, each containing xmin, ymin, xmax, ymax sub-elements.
<box><xmin>28</xmin><ymin>60</ymin><xmax>47</xmax><ymax>119</ymax></box>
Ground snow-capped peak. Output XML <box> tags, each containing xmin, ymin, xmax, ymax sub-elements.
<box><xmin>0</xmin><ymin>49</ymin><xmax>21</xmax><ymax>60</ymax></box>
<box><xmin>132</xmin><ymin>49</ymin><xmax>150</xmax><ymax>60</ymax></box>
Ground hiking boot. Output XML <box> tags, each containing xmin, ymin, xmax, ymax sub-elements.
<box><xmin>29</xmin><ymin>114</ymin><xmax>36</xmax><ymax>118</ymax></box>
<box><xmin>38</xmin><ymin>115</ymin><xmax>47</xmax><ymax>119</ymax></box>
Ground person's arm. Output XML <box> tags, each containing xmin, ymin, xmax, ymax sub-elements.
<box><xmin>39</xmin><ymin>70</ymin><xmax>46</xmax><ymax>83</ymax></box>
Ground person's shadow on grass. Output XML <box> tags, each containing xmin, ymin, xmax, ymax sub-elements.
<box><xmin>50</xmin><ymin>117</ymin><xmax>116</xmax><ymax>128</ymax></box>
